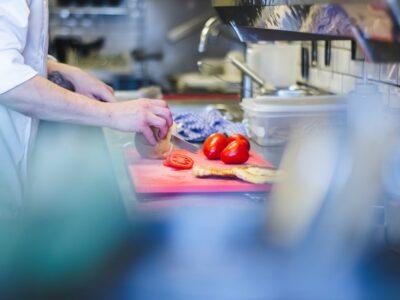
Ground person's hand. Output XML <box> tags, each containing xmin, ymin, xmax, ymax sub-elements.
<box><xmin>48</xmin><ymin>61</ymin><xmax>116</xmax><ymax>102</ymax></box>
<box><xmin>107</xmin><ymin>99</ymin><xmax>173</xmax><ymax>145</ymax></box>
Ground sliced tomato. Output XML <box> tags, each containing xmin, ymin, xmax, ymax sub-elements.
<box><xmin>226</xmin><ymin>134</ymin><xmax>251</xmax><ymax>151</ymax></box>
<box><xmin>164</xmin><ymin>152</ymin><xmax>194</xmax><ymax>170</ymax></box>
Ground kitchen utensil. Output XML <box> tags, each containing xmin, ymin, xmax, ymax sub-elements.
<box><xmin>325</xmin><ymin>41</ymin><xmax>331</xmax><ymax>66</ymax></box>
<box><xmin>125</xmin><ymin>149</ymin><xmax>274</xmax><ymax>194</ymax></box>
<box><xmin>171</xmin><ymin>134</ymin><xmax>200</xmax><ymax>153</ymax></box>
<box><xmin>301</xmin><ymin>46</ymin><xmax>310</xmax><ymax>80</ymax></box>
<box><xmin>197</xmin><ymin>60</ymin><xmax>322</xmax><ymax>98</ymax></box>
<box><xmin>311</xmin><ymin>41</ymin><xmax>318</xmax><ymax>67</ymax></box>
<box><xmin>227</xmin><ymin>54</ymin><xmax>276</xmax><ymax>94</ymax></box>
<box><xmin>227</xmin><ymin>53</ymin><xmax>316</xmax><ymax>97</ymax></box>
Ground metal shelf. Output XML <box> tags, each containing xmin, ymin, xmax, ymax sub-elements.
<box><xmin>213</xmin><ymin>0</ymin><xmax>400</xmax><ymax>62</ymax></box>
<box><xmin>50</xmin><ymin>6</ymin><xmax>129</xmax><ymax>16</ymax></box>
<box><xmin>212</xmin><ymin>0</ymin><xmax>358</xmax><ymax>6</ymax></box>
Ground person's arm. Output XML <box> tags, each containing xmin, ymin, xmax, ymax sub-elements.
<box><xmin>0</xmin><ymin>1</ymin><xmax>171</xmax><ymax>145</ymax></box>
<box><xmin>47</xmin><ymin>60</ymin><xmax>116</xmax><ymax>103</ymax></box>
<box><xmin>0</xmin><ymin>75</ymin><xmax>173</xmax><ymax>145</ymax></box>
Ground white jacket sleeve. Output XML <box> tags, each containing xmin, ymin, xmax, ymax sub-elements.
<box><xmin>0</xmin><ymin>0</ymin><xmax>37</xmax><ymax>95</ymax></box>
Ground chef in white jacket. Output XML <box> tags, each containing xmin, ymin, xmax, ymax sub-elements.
<box><xmin>0</xmin><ymin>0</ymin><xmax>172</xmax><ymax>215</ymax></box>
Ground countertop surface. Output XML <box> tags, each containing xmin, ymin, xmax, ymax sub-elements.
<box><xmin>103</xmin><ymin>94</ymin><xmax>285</xmax><ymax>215</ymax></box>
<box><xmin>99</xmin><ymin>94</ymin><xmax>400</xmax><ymax>300</ymax></box>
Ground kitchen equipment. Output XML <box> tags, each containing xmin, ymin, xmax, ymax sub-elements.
<box><xmin>325</xmin><ymin>41</ymin><xmax>331</xmax><ymax>67</ymax></box>
<box><xmin>131</xmin><ymin>49</ymin><xmax>163</xmax><ymax>79</ymax></box>
<box><xmin>227</xmin><ymin>51</ymin><xmax>321</xmax><ymax>97</ymax></box>
<box><xmin>168</xmin><ymin>13</ymin><xmax>211</xmax><ymax>44</ymax></box>
<box><xmin>246</xmin><ymin>43</ymin><xmax>300</xmax><ymax>89</ymax></box>
<box><xmin>125</xmin><ymin>149</ymin><xmax>274</xmax><ymax>194</ymax></box>
<box><xmin>241</xmin><ymin>95</ymin><xmax>345</xmax><ymax>146</ymax></box>
<box><xmin>301</xmin><ymin>46</ymin><xmax>310</xmax><ymax>80</ymax></box>
<box><xmin>192</xmin><ymin>51</ymin><xmax>243</xmax><ymax>94</ymax></box>
<box><xmin>227</xmin><ymin>54</ymin><xmax>276</xmax><ymax>94</ymax></box>
<box><xmin>311</xmin><ymin>41</ymin><xmax>318</xmax><ymax>67</ymax></box>
<box><xmin>52</xmin><ymin>36</ymin><xmax>104</xmax><ymax>63</ymax></box>
<box><xmin>213</xmin><ymin>0</ymin><xmax>400</xmax><ymax>62</ymax></box>
<box><xmin>198</xmin><ymin>17</ymin><xmax>220</xmax><ymax>54</ymax></box>
<box><xmin>171</xmin><ymin>134</ymin><xmax>200</xmax><ymax>153</ymax></box>
<box><xmin>175</xmin><ymin>72</ymin><xmax>240</xmax><ymax>93</ymax></box>
<box><xmin>115</xmin><ymin>87</ymin><xmax>162</xmax><ymax>100</ymax></box>
<box><xmin>57</xmin><ymin>0</ymin><xmax>123</xmax><ymax>7</ymax></box>
<box><xmin>196</xmin><ymin>58</ymin><xmax>225</xmax><ymax>76</ymax></box>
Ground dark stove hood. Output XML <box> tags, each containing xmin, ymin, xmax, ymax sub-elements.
<box><xmin>212</xmin><ymin>0</ymin><xmax>400</xmax><ymax>62</ymax></box>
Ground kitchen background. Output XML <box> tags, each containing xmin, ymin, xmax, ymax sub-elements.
<box><xmin>299</xmin><ymin>41</ymin><xmax>400</xmax><ymax>107</ymax></box>
<box><xmin>49</xmin><ymin>0</ymin><xmax>237</xmax><ymax>91</ymax></box>
<box><xmin>2</xmin><ymin>1</ymin><xmax>399</xmax><ymax>298</ymax></box>
<box><xmin>49</xmin><ymin>0</ymin><xmax>400</xmax><ymax>112</ymax></box>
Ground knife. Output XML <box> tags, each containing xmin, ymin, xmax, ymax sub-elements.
<box><xmin>171</xmin><ymin>134</ymin><xmax>200</xmax><ymax>153</ymax></box>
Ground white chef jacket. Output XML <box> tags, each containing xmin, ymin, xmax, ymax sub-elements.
<box><xmin>0</xmin><ymin>0</ymin><xmax>48</xmax><ymax>214</ymax></box>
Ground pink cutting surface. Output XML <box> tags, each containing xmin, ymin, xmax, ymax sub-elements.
<box><xmin>125</xmin><ymin>149</ymin><xmax>274</xmax><ymax>194</ymax></box>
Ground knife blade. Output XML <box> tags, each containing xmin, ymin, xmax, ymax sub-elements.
<box><xmin>171</xmin><ymin>134</ymin><xmax>200</xmax><ymax>153</ymax></box>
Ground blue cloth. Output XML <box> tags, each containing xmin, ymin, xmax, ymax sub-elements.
<box><xmin>174</xmin><ymin>109</ymin><xmax>247</xmax><ymax>143</ymax></box>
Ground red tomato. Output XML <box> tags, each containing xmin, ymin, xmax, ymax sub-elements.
<box><xmin>221</xmin><ymin>140</ymin><xmax>250</xmax><ymax>164</ymax></box>
<box><xmin>203</xmin><ymin>133</ymin><xmax>228</xmax><ymax>160</ymax></box>
<box><xmin>164</xmin><ymin>152</ymin><xmax>194</xmax><ymax>170</ymax></box>
<box><xmin>226</xmin><ymin>134</ymin><xmax>250</xmax><ymax>151</ymax></box>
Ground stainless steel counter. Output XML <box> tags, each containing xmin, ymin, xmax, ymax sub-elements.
<box><xmin>103</xmin><ymin>95</ymin><xmax>285</xmax><ymax>216</ymax></box>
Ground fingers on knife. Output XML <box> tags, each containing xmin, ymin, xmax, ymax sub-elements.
<box><xmin>146</xmin><ymin>113</ymin><xmax>168</xmax><ymax>138</ymax></box>
<box><xmin>150</xmin><ymin>106</ymin><xmax>173</xmax><ymax>127</ymax></box>
<box><xmin>141</xmin><ymin>127</ymin><xmax>157</xmax><ymax>146</ymax></box>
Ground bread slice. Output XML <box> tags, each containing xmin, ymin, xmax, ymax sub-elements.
<box><xmin>193</xmin><ymin>165</ymin><xmax>282</xmax><ymax>184</ymax></box>
<box><xmin>233</xmin><ymin>167</ymin><xmax>282</xmax><ymax>184</ymax></box>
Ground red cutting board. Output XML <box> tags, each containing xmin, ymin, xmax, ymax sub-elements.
<box><xmin>125</xmin><ymin>148</ymin><xmax>274</xmax><ymax>194</ymax></box>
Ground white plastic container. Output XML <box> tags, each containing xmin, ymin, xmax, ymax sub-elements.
<box><xmin>241</xmin><ymin>95</ymin><xmax>346</xmax><ymax>146</ymax></box>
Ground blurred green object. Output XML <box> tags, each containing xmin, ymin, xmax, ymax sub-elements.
<box><xmin>0</xmin><ymin>122</ymin><xmax>133</xmax><ymax>299</ymax></box>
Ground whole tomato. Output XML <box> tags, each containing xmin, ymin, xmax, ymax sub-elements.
<box><xmin>226</xmin><ymin>134</ymin><xmax>250</xmax><ymax>151</ymax></box>
<box><xmin>203</xmin><ymin>133</ymin><xmax>228</xmax><ymax>160</ymax></box>
<box><xmin>221</xmin><ymin>139</ymin><xmax>250</xmax><ymax>164</ymax></box>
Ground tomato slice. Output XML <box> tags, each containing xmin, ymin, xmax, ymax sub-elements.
<box><xmin>164</xmin><ymin>152</ymin><xmax>194</xmax><ymax>170</ymax></box>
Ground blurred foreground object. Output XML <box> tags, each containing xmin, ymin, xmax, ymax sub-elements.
<box><xmin>267</xmin><ymin>79</ymin><xmax>399</xmax><ymax>254</ymax></box>
<box><xmin>0</xmin><ymin>123</ymin><xmax>136</xmax><ymax>299</ymax></box>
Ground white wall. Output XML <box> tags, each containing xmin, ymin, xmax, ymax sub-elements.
<box><xmin>300</xmin><ymin>41</ymin><xmax>400</xmax><ymax>108</ymax></box>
